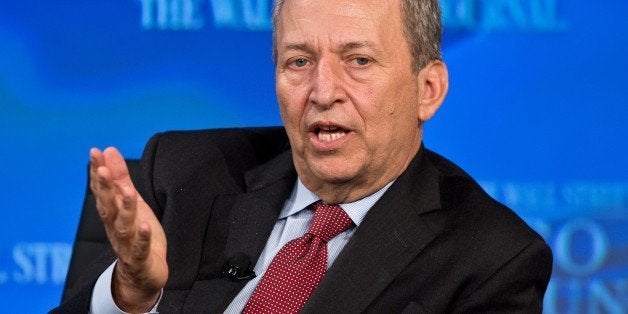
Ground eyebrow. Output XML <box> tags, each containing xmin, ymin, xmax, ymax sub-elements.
<box><xmin>340</xmin><ymin>41</ymin><xmax>376</xmax><ymax>52</ymax></box>
<box><xmin>280</xmin><ymin>41</ymin><xmax>378</xmax><ymax>55</ymax></box>
<box><xmin>282</xmin><ymin>43</ymin><xmax>313</xmax><ymax>54</ymax></box>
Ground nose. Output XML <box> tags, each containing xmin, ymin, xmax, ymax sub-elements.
<box><xmin>308</xmin><ymin>59</ymin><xmax>346</xmax><ymax>109</ymax></box>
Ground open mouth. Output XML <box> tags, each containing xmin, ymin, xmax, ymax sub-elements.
<box><xmin>316</xmin><ymin>125</ymin><xmax>348</xmax><ymax>142</ymax></box>
<box><xmin>308</xmin><ymin>122</ymin><xmax>351</xmax><ymax>150</ymax></box>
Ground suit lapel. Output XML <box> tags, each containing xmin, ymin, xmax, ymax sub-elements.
<box><xmin>303</xmin><ymin>148</ymin><xmax>442</xmax><ymax>313</ymax></box>
<box><xmin>182</xmin><ymin>151</ymin><xmax>297</xmax><ymax>312</ymax></box>
<box><xmin>223</xmin><ymin>150</ymin><xmax>297</xmax><ymax>266</ymax></box>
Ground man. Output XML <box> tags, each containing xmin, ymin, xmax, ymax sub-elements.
<box><xmin>54</xmin><ymin>0</ymin><xmax>552</xmax><ymax>312</ymax></box>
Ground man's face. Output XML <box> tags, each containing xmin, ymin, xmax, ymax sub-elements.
<box><xmin>275</xmin><ymin>0</ymin><xmax>427</xmax><ymax>202</ymax></box>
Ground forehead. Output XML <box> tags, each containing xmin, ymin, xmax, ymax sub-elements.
<box><xmin>276</xmin><ymin>0</ymin><xmax>403</xmax><ymax>50</ymax></box>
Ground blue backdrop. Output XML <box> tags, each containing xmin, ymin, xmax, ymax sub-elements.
<box><xmin>0</xmin><ymin>1</ymin><xmax>626</xmax><ymax>312</ymax></box>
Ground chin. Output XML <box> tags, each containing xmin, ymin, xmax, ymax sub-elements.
<box><xmin>295</xmin><ymin>149</ymin><xmax>368</xmax><ymax>186</ymax></box>
<box><xmin>309</xmin><ymin>163</ymin><xmax>359</xmax><ymax>185</ymax></box>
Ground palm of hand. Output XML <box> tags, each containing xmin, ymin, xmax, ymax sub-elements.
<box><xmin>91</xmin><ymin>147</ymin><xmax>168</xmax><ymax>308</ymax></box>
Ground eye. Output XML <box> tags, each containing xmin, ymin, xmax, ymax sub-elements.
<box><xmin>292</xmin><ymin>58</ymin><xmax>309</xmax><ymax>68</ymax></box>
<box><xmin>353</xmin><ymin>57</ymin><xmax>370</xmax><ymax>66</ymax></box>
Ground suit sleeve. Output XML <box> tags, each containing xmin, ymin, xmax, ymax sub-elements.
<box><xmin>453</xmin><ymin>239</ymin><xmax>553</xmax><ymax>313</ymax></box>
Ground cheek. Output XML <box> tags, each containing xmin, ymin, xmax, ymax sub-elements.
<box><xmin>279</xmin><ymin>97</ymin><xmax>304</xmax><ymax>128</ymax></box>
<box><xmin>277</xmin><ymin>84</ymin><xmax>297</xmax><ymax>121</ymax></box>
<box><xmin>356</xmin><ymin>87</ymin><xmax>395</xmax><ymax>124</ymax></box>
<box><xmin>358</xmin><ymin>88</ymin><xmax>417</xmax><ymax>146</ymax></box>
<box><xmin>277</xmin><ymin>83</ymin><xmax>309</xmax><ymax>149</ymax></box>
<box><xmin>279</xmin><ymin>80</ymin><xmax>313</xmax><ymax>120</ymax></box>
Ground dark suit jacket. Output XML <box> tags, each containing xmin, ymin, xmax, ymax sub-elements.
<box><xmin>54</xmin><ymin>127</ymin><xmax>552</xmax><ymax>313</ymax></box>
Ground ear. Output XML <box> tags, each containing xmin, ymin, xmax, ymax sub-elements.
<box><xmin>417</xmin><ymin>60</ymin><xmax>448</xmax><ymax>122</ymax></box>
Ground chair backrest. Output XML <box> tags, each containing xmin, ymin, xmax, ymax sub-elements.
<box><xmin>61</xmin><ymin>159</ymin><xmax>140</xmax><ymax>302</ymax></box>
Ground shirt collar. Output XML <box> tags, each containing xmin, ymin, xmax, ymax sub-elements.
<box><xmin>279</xmin><ymin>178</ymin><xmax>394</xmax><ymax>227</ymax></box>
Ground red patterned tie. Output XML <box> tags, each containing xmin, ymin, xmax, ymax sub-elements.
<box><xmin>243</xmin><ymin>202</ymin><xmax>353</xmax><ymax>313</ymax></box>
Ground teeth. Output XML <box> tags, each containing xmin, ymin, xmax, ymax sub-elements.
<box><xmin>317</xmin><ymin>130</ymin><xmax>346</xmax><ymax>142</ymax></box>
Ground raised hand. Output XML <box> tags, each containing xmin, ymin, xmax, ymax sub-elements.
<box><xmin>90</xmin><ymin>147</ymin><xmax>168</xmax><ymax>312</ymax></box>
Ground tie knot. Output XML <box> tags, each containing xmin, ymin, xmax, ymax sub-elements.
<box><xmin>307</xmin><ymin>202</ymin><xmax>353</xmax><ymax>242</ymax></box>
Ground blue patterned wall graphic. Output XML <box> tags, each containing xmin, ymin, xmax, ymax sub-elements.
<box><xmin>0</xmin><ymin>1</ymin><xmax>626</xmax><ymax>312</ymax></box>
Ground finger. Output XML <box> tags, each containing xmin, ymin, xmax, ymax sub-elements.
<box><xmin>113</xmin><ymin>185</ymin><xmax>137</xmax><ymax>242</ymax></box>
<box><xmin>89</xmin><ymin>148</ymin><xmax>105</xmax><ymax>193</ymax></box>
<box><xmin>102</xmin><ymin>147</ymin><xmax>131</xmax><ymax>183</ymax></box>
<box><xmin>94</xmin><ymin>166</ymin><xmax>119</xmax><ymax>224</ymax></box>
